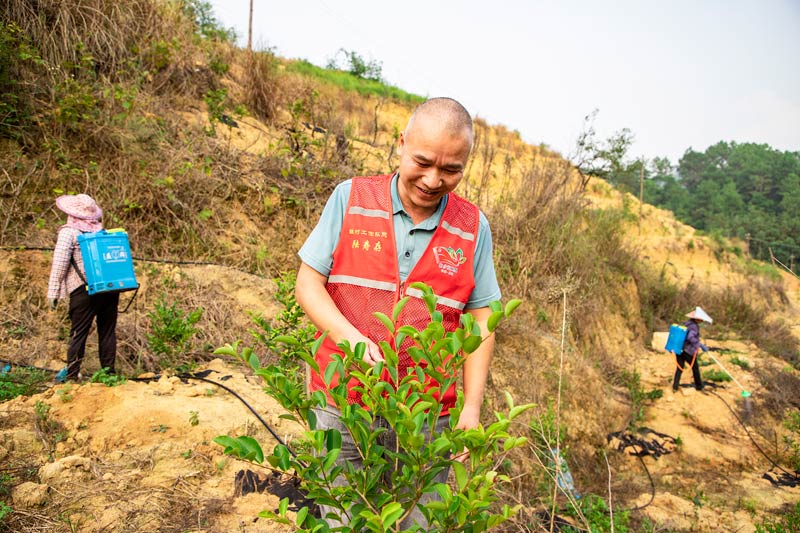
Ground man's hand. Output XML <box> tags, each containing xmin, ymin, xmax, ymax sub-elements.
<box><xmin>453</xmin><ymin>404</ymin><xmax>482</xmax><ymax>463</ymax></box>
<box><xmin>296</xmin><ymin>263</ymin><xmax>384</xmax><ymax>366</ymax></box>
<box><xmin>350</xmin><ymin>334</ymin><xmax>383</xmax><ymax>366</ymax></box>
<box><xmin>49</xmin><ymin>299</ymin><xmax>58</xmax><ymax>310</ymax></box>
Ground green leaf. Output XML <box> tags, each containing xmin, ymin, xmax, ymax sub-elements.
<box><xmin>311</xmin><ymin>331</ymin><xmax>328</xmax><ymax>355</ymax></box>
<box><xmin>452</xmin><ymin>460</ymin><xmax>468</xmax><ymax>491</ymax></box>
<box><xmin>296</xmin><ymin>350</ymin><xmax>319</xmax><ymax>373</ymax></box>
<box><xmin>213</xmin><ymin>343</ymin><xmax>238</xmax><ymax>357</ymax></box>
<box><xmin>275</xmin><ymin>445</ymin><xmax>291</xmax><ymax>470</ymax></box>
<box><xmin>296</xmin><ymin>505</ymin><xmax>309</xmax><ymax>525</ymax></box>
<box><xmin>505</xmin><ymin>299</ymin><xmax>522</xmax><ymax>316</ymax></box>
<box><xmin>326</xmin><ymin>428</ymin><xmax>343</xmax><ymax>451</ymax></box>
<box><xmin>489</xmin><ymin>301</ymin><xmax>502</xmax><ymax>313</ymax></box>
<box><xmin>374</xmin><ymin>312</ymin><xmax>395</xmax><ymax>334</ymax></box>
<box><xmin>279</xmin><ymin>497</ymin><xmax>289</xmax><ymax>516</ymax></box>
<box><xmin>392</xmin><ymin>296</ymin><xmax>410</xmax><ymax>321</ymax></box>
<box><xmin>273</xmin><ymin>335</ymin><xmax>299</xmax><ymax>346</ymax></box>
<box><xmin>212</xmin><ymin>435</ymin><xmax>238</xmax><ymax>451</ymax></box>
<box><xmin>247</xmin><ymin>351</ymin><xmax>260</xmax><ymax>371</ymax></box>
<box><xmin>323</xmin><ymin>361</ymin><xmax>338</xmax><ymax>387</ymax></box>
<box><xmin>380</xmin><ymin>502</ymin><xmax>404</xmax><ymax>528</ymax></box>
<box><xmin>236</xmin><ymin>435</ymin><xmax>264</xmax><ymax>463</ymax></box>
<box><xmin>486</xmin><ymin>310</ymin><xmax>504</xmax><ymax>332</ymax></box>
<box><xmin>509</xmin><ymin>403</ymin><xmax>534</xmax><ymax>420</ymax></box>
<box><xmin>463</xmin><ymin>335</ymin><xmax>482</xmax><ymax>354</ymax></box>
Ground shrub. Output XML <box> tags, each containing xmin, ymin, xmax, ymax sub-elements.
<box><xmin>621</xmin><ymin>368</ymin><xmax>663</xmax><ymax>429</ymax></box>
<box><xmin>215</xmin><ymin>284</ymin><xmax>527</xmax><ymax>531</ymax></box>
<box><xmin>562</xmin><ymin>493</ymin><xmax>630</xmax><ymax>533</ymax></box>
<box><xmin>90</xmin><ymin>367</ymin><xmax>127</xmax><ymax>386</ymax></box>
<box><xmin>0</xmin><ymin>500</ymin><xmax>11</xmax><ymax>523</ymax></box>
<box><xmin>780</xmin><ymin>411</ymin><xmax>800</xmax><ymax>471</ymax></box>
<box><xmin>756</xmin><ymin>501</ymin><xmax>800</xmax><ymax>533</ymax></box>
<box><xmin>0</xmin><ymin>366</ymin><xmax>50</xmax><ymax>402</ymax></box>
<box><xmin>249</xmin><ymin>271</ymin><xmax>315</xmax><ymax>385</ymax></box>
<box><xmin>146</xmin><ymin>298</ymin><xmax>203</xmax><ymax>367</ymax></box>
<box><xmin>327</xmin><ymin>49</ymin><xmax>383</xmax><ymax>82</ymax></box>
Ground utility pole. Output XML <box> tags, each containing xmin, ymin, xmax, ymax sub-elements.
<box><xmin>638</xmin><ymin>157</ymin><xmax>645</xmax><ymax>233</ymax></box>
<box><xmin>247</xmin><ymin>0</ymin><xmax>253</xmax><ymax>51</ymax></box>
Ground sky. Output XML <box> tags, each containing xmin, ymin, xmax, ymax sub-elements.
<box><xmin>207</xmin><ymin>0</ymin><xmax>800</xmax><ymax>165</ymax></box>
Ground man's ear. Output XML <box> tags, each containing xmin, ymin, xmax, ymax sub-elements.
<box><xmin>397</xmin><ymin>131</ymin><xmax>405</xmax><ymax>157</ymax></box>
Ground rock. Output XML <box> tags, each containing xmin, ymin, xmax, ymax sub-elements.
<box><xmin>155</xmin><ymin>376</ymin><xmax>175</xmax><ymax>394</ymax></box>
<box><xmin>183</xmin><ymin>386</ymin><xmax>203</xmax><ymax>397</ymax></box>
<box><xmin>0</xmin><ymin>444</ymin><xmax>8</xmax><ymax>461</ymax></box>
<box><xmin>11</xmin><ymin>482</ymin><xmax>48</xmax><ymax>507</ymax></box>
<box><xmin>39</xmin><ymin>455</ymin><xmax>91</xmax><ymax>483</ymax></box>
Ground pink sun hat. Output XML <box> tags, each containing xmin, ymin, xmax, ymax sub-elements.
<box><xmin>55</xmin><ymin>194</ymin><xmax>103</xmax><ymax>221</ymax></box>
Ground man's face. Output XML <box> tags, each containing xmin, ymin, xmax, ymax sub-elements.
<box><xmin>396</xmin><ymin>115</ymin><xmax>471</xmax><ymax>220</ymax></box>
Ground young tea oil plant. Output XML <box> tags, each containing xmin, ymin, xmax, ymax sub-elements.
<box><xmin>249</xmin><ymin>271</ymin><xmax>316</xmax><ymax>386</ymax></box>
<box><xmin>215</xmin><ymin>283</ymin><xmax>527</xmax><ymax>532</ymax></box>
<box><xmin>90</xmin><ymin>368</ymin><xmax>126</xmax><ymax>386</ymax></box>
<box><xmin>146</xmin><ymin>297</ymin><xmax>203</xmax><ymax>368</ymax></box>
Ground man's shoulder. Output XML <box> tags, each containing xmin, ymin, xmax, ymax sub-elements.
<box><xmin>447</xmin><ymin>192</ymin><xmax>489</xmax><ymax>225</ymax></box>
<box><xmin>351</xmin><ymin>174</ymin><xmax>392</xmax><ymax>187</ymax></box>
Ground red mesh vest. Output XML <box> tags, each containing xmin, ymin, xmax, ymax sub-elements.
<box><xmin>310</xmin><ymin>175</ymin><xmax>479</xmax><ymax>413</ymax></box>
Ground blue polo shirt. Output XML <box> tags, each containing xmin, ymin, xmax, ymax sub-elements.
<box><xmin>298</xmin><ymin>175</ymin><xmax>501</xmax><ymax>309</ymax></box>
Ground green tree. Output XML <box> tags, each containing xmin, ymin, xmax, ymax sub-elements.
<box><xmin>327</xmin><ymin>49</ymin><xmax>383</xmax><ymax>82</ymax></box>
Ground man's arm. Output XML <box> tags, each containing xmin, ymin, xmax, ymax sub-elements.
<box><xmin>295</xmin><ymin>262</ymin><xmax>383</xmax><ymax>365</ymax></box>
<box><xmin>456</xmin><ymin>306</ymin><xmax>495</xmax><ymax>430</ymax></box>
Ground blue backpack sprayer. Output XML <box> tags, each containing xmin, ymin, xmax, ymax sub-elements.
<box><xmin>56</xmin><ymin>229</ymin><xmax>138</xmax><ymax>383</ymax></box>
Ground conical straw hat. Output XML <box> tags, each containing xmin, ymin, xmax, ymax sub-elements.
<box><xmin>686</xmin><ymin>306</ymin><xmax>713</xmax><ymax>323</ymax></box>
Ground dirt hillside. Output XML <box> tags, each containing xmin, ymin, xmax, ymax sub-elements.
<box><xmin>2</xmin><ymin>179</ymin><xmax>798</xmax><ymax>532</ymax></box>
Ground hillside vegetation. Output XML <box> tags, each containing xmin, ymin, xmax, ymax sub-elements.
<box><xmin>2</xmin><ymin>1</ymin><xmax>800</xmax><ymax>531</ymax></box>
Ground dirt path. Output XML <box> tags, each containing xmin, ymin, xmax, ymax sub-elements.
<box><xmin>623</xmin><ymin>333</ymin><xmax>800</xmax><ymax>531</ymax></box>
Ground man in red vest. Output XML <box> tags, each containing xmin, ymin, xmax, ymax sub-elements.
<box><xmin>296</xmin><ymin>97</ymin><xmax>501</xmax><ymax>527</ymax></box>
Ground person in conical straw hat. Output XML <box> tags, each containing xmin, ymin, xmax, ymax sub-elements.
<box><xmin>47</xmin><ymin>194</ymin><xmax>119</xmax><ymax>382</ymax></box>
<box><xmin>672</xmin><ymin>306</ymin><xmax>712</xmax><ymax>392</ymax></box>
<box><xmin>685</xmin><ymin>306</ymin><xmax>713</xmax><ymax>324</ymax></box>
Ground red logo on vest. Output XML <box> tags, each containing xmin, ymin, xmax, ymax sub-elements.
<box><xmin>433</xmin><ymin>246</ymin><xmax>467</xmax><ymax>277</ymax></box>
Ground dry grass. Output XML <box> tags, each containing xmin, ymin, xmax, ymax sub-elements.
<box><xmin>239</xmin><ymin>50</ymin><xmax>282</xmax><ymax>122</ymax></box>
<box><xmin>3</xmin><ymin>0</ymin><xmax>154</xmax><ymax>74</ymax></box>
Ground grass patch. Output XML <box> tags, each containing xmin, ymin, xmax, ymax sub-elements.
<box><xmin>285</xmin><ymin>59</ymin><xmax>424</xmax><ymax>104</ymax></box>
<box><xmin>0</xmin><ymin>366</ymin><xmax>50</xmax><ymax>402</ymax></box>
<box><xmin>730</xmin><ymin>356</ymin><xmax>751</xmax><ymax>370</ymax></box>
<box><xmin>756</xmin><ymin>501</ymin><xmax>800</xmax><ymax>533</ymax></box>
<box><xmin>703</xmin><ymin>368</ymin><xmax>732</xmax><ymax>382</ymax></box>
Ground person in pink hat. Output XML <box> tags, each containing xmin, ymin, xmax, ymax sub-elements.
<box><xmin>47</xmin><ymin>194</ymin><xmax>119</xmax><ymax>381</ymax></box>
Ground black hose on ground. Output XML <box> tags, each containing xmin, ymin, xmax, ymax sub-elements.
<box><xmin>708</xmin><ymin>388</ymin><xmax>800</xmax><ymax>487</ymax></box>
<box><xmin>1</xmin><ymin>359</ymin><xmax>298</xmax><ymax>460</ymax></box>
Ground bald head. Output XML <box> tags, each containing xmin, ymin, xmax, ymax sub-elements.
<box><xmin>405</xmin><ymin>97</ymin><xmax>474</xmax><ymax>151</ymax></box>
